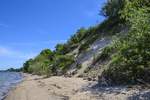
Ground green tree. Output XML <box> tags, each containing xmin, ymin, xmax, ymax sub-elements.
<box><xmin>102</xmin><ymin>0</ymin><xmax>150</xmax><ymax>85</ymax></box>
<box><xmin>23</xmin><ymin>59</ymin><xmax>34</xmax><ymax>73</ymax></box>
<box><xmin>101</xmin><ymin>0</ymin><xmax>125</xmax><ymax>18</ymax></box>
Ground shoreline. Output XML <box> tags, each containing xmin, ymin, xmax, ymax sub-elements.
<box><xmin>4</xmin><ymin>74</ymin><xmax>150</xmax><ymax>100</ymax></box>
<box><xmin>0</xmin><ymin>72</ymin><xmax>24</xmax><ymax>100</ymax></box>
<box><xmin>1</xmin><ymin>72</ymin><xmax>24</xmax><ymax>100</ymax></box>
<box><xmin>4</xmin><ymin>74</ymin><xmax>93</xmax><ymax>100</ymax></box>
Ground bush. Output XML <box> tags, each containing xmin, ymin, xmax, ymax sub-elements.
<box><xmin>22</xmin><ymin>49</ymin><xmax>54</xmax><ymax>76</ymax></box>
<box><xmin>53</xmin><ymin>55</ymin><xmax>75</xmax><ymax>74</ymax></box>
<box><xmin>100</xmin><ymin>0</ymin><xmax>150</xmax><ymax>85</ymax></box>
<box><xmin>93</xmin><ymin>45</ymin><xmax>115</xmax><ymax>65</ymax></box>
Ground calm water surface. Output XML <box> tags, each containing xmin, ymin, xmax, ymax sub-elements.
<box><xmin>0</xmin><ymin>72</ymin><xmax>23</xmax><ymax>100</ymax></box>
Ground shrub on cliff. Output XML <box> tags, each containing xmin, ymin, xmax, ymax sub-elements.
<box><xmin>100</xmin><ymin>0</ymin><xmax>150</xmax><ymax>85</ymax></box>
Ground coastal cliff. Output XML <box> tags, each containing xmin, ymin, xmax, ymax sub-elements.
<box><xmin>7</xmin><ymin>0</ymin><xmax>150</xmax><ymax>100</ymax></box>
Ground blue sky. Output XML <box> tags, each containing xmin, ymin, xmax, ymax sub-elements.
<box><xmin>0</xmin><ymin>0</ymin><xmax>106</xmax><ymax>70</ymax></box>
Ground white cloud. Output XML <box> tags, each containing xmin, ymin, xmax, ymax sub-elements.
<box><xmin>0</xmin><ymin>46</ymin><xmax>36</xmax><ymax>59</ymax></box>
<box><xmin>0</xmin><ymin>47</ymin><xmax>13</xmax><ymax>56</ymax></box>
<box><xmin>0</xmin><ymin>46</ymin><xmax>37</xmax><ymax>69</ymax></box>
<box><xmin>0</xmin><ymin>39</ymin><xmax>67</xmax><ymax>68</ymax></box>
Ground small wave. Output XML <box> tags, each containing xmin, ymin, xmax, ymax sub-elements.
<box><xmin>0</xmin><ymin>72</ymin><xmax>23</xmax><ymax>100</ymax></box>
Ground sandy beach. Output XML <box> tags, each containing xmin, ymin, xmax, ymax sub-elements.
<box><xmin>4</xmin><ymin>74</ymin><xmax>150</xmax><ymax>100</ymax></box>
<box><xmin>4</xmin><ymin>74</ymin><xmax>97</xmax><ymax>100</ymax></box>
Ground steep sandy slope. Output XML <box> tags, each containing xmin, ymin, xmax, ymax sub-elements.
<box><xmin>70</xmin><ymin>37</ymin><xmax>111</xmax><ymax>77</ymax></box>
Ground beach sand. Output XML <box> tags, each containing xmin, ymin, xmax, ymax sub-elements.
<box><xmin>4</xmin><ymin>74</ymin><xmax>98</xmax><ymax>100</ymax></box>
<box><xmin>5</xmin><ymin>74</ymin><xmax>150</xmax><ymax>100</ymax></box>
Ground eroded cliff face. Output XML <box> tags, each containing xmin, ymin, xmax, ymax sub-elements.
<box><xmin>67</xmin><ymin>37</ymin><xmax>111</xmax><ymax>80</ymax></box>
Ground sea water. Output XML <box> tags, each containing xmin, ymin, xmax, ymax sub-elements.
<box><xmin>0</xmin><ymin>72</ymin><xmax>23</xmax><ymax>100</ymax></box>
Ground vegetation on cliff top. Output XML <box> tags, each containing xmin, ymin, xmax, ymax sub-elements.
<box><xmin>21</xmin><ymin>6</ymin><xmax>121</xmax><ymax>76</ymax></box>
<box><xmin>22</xmin><ymin>0</ymin><xmax>150</xmax><ymax>86</ymax></box>
<box><xmin>100</xmin><ymin>0</ymin><xmax>150</xmax><ymax>85</ymax></box>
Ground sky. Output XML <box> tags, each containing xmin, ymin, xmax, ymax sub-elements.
<box><xmin>0</xmin><ymin>0</ymin><xmax>106</xmax><ymax>70</ymax></box>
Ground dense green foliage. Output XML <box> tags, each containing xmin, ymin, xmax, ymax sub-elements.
<box><xmin>101</xmin><ymin>0</ymin><xmax>150</xmax><ymax>85</ymax></box>
<box><xmin>22</xmin><ymin>48</ymin><xmax>74</xmax><ymax>76</ymax></box>
<box><xmin>22</xmin><ymin>10</ymin><xmax>121</xmax><ymax>76</ymax></box>
<box><xmin>93</xmin><ymin>45</ymin><xmax>115</xmax><ymax>65</ymax></box>
<box><xmin>101</xmin><ymin>0</ymin><xmax>125</xmax><ymax>18</ymax></box>
<box><xmin>22</xmin><ymin>49</ymin><xmax>53</xmax><ymax>75</ymax></box>
<box><xmin>52</xmin><ymin>55</ymin><xmax>74</xmax><ymax>75</ymax></box>
<box><xmin>22</xmin><ymin>0</ymin><xmax>150</xmax><ymax>86</ymax></box>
